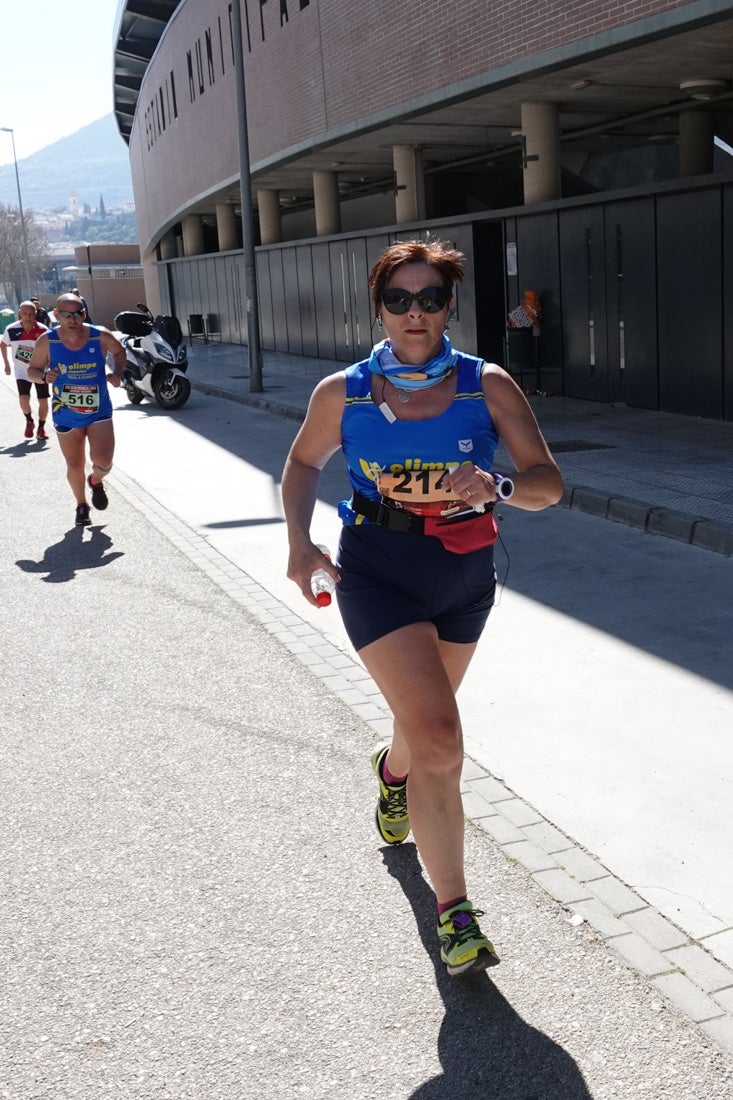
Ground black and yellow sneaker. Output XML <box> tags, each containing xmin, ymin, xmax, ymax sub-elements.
<box><xmin>371</xmin><ymin>745</ymin><xmax>410</xmax><ymax>845</ymax></box>
<box><xmin>438</xmin><ymin>901</ymin><xmax>500</xmax><ymax>976</ymax></box>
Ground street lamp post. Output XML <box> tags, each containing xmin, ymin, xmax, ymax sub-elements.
<box><xmin>230</xmin><ymin>0</ymin><xmax>263</xmax><ymax>393</ymax></box>
<box><xmin>1</xmin><ymin>126</ymin><xmax>32</xmax><ymax>301</ymax></box>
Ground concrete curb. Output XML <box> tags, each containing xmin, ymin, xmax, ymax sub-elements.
<box><xmin>192</xmin><ymin>379</ymin><xmax>733</xmax><ymax>557</ymax></box>
<box><xmin>111</xmin><ymin>465</ymin><xmax>733</xmax><ymax>1059</ymax></box>
<box><xmin>190</xmin><ymin>381</ymin><xmax>305</xmax><ymax>424</ymax></box>
<box><xmin>562</xmin><ymin>485</ymin><xmax>733</xmax><ymax>557</ymax></box>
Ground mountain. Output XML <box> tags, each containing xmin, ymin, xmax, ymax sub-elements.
<box><xmin>0</xmin><ymin>114</ymin><xmax>134</xmax><ymax>212</ymax></box>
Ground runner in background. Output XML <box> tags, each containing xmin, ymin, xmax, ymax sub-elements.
<box><xmin>29</xmin><ymin>297</ymin><xmax>52</xmax><ymax>327</ymax></box>
<box><xmin>27</xmin><ymin>293</ymin><xmax>126</xmax><ymax>526</ymax></box>
<box><xmin>1</xmin><ymin>301</ymin><xmax>50</xmax><ymax>440</ymax></box>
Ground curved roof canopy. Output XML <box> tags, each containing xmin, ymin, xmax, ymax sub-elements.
<box><xmin>113</xmin><ymin>0</ymin><xmax>179</xmax><ymax>143</ymax></box>
<box><xmin>112</xmin><ymin>1</ymin><xmax>733</xmax><ymax>218</ymax></box>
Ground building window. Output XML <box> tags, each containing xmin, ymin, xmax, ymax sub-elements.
<box><xmin>187</xmin><ymin>51</ymin><xmax>196</xmax><ymax>102</ymax></box>
<box><xmin>205</xmin><ymin>28</ymin><xmax>216</xmax><ymax>85</ymax></box>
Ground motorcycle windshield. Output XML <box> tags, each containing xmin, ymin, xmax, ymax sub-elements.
<box><xmin>155</xmin><ymin>315</ymin><xmax>183</xmax><ymax>348</ymax></box>
<box><xmin>115</xmin><ymin>311</ymin><xmax>153</xmax><ymax>337</ymax></box>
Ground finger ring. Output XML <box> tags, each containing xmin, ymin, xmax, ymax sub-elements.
<box><xmin>465</xmin><ymin>488</ymin><xmax>472</xmax><ymax>498</ymax></box>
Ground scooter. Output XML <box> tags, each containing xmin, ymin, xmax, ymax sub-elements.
<box><xmin>113</xmin><ymin>304</ymin><xmax>191</xmax><ymax>410</ymax></box>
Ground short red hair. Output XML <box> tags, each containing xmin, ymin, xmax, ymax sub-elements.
<box><xmin>369</xmin><ymin>239</ymin><xmax>466</xmax><ymax>312</ymax></box>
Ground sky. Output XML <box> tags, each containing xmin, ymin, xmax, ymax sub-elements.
<box><xmin>0</xmin><ymin>0</ymin><xmax>122</xmax><ymax>167</ymax></box>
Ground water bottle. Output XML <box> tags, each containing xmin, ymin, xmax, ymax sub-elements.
<box><xmin>311</xmin><ymin>544</ymin><xmax>336</xmax><ymax>607</ymax></box>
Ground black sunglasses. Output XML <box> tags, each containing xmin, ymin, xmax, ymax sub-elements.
<box><xmin>57</xmin><ymin>309</ymin><xmax>85</xmax><ymax>319</ymax></box>
<box><xmin>380</xmin><ymin>286</ymin><xmax>449</xmax><ymax>315</ymax></box>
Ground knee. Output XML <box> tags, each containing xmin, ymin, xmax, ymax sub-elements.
<box><xmin>412</xmin><ymin>714</ymin><xmax>464</xmax><ymax>777</ymax></box>
<box><xmin>65</xmin><ymin>454</ymin><xmax>85</xmax><ymax>476</ymax></box>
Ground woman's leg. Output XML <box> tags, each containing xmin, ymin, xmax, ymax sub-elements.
<box><xmin>359</xmin><ymin>622</ymin><xmax>477</xmax><ymax>905</ymax></box>
<box><xmin>385</xmin><ymin>635</ymin><xmax>478</xmax><ymax>778</ymax></box>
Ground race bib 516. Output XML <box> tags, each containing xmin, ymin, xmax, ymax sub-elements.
<box><xmin>61</xmin><ymin>384</ymin><xmax>100</xmax><ymax>412</ymax></box>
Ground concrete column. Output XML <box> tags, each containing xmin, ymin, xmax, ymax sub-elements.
<box><xmin>181</xmin><ymin>214</ymin><xmax>205</xmax><ymax>256</ymax></box>
<box><xmin>257</xmin><ymin>189</ymin><xmax>281</xmax><ymax>245</ymax></box>
<box><xmin>679</xmin><ymin>109</ymin><xmax>714</xmax><ymax>176</ymax></box>
<box><xmin>141</xmin><ymin>253</ymin><xmax>163</xmax><ymax>315</ymax></box>
<box><xmin>216</xmin><ymin>202</ymin><xmax>238</xmax><ymax>251</ymax></box>
<box><xmin>159</xmin><ymin>230</ymin><xmax>177</xmax><ymax>260</ymax></box>
<box><xmin>393</xmin><ymin>144</ymin><xmax>425</xmax><ymax>224</ymax></box>
<box><xmin>520</xmin><ymin>101</ymin><xmax>561</xmax><ymax>204</ymax></box>
<box><xmin>313</xmin><ymin>170</ymin><xmax>341</xmax><ymax>236</ymax></box>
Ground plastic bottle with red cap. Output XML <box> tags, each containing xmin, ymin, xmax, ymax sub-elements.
<box><xmin>311</xmin><ymin>544</ymin><xmax>336</xmax><ymax>607</ymax></box>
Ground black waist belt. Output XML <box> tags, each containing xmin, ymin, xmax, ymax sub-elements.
<box><xmin>352</xmin><ymin>490</ymin><xmax>425</xmax><ymax>533</ymax></box>
<box><xmin>352</xmin><ymin>490</ymin><xmax>490</xmax><ymax>535</ymax></box>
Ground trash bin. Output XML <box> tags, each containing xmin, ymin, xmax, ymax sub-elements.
<box><xmin>205</xmin><ymin>313</ymin><xmax>221</xmax><ymax>342</ymax></box>
<box><xmin>504</xmin><ymin>327</ymin><xmax>541</xmax><ymax>390</ymax></box>
<box><xmin>188</xmin><ymin>314</ymin><xmax>206</xmax><ymax>342</ymax></box>
<box><xmin>505</xmin><ymin>328</ymin><xmax>533</xmax><ymax>369</ymax></box>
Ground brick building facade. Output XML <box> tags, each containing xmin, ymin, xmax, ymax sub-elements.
<box><xmin>115</xmin><ymin>1</ymin><xmax>733</xmax><ymax>418</ymax></box>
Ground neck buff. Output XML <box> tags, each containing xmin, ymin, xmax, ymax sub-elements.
<box><xmin>367</xmin><ymin>334</ymin><xmax>458</xmax><ymax>392</ymax></box>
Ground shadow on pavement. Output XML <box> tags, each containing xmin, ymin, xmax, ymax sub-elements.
<box><xmin>206</xmin><ymin>516</ymin><xmax>285</xmax><ymax>530</ymax></box>
<box><xmin>382</xmin><ymin>843</ymin><xmax>592</xmax><ymax>1100</ymax></box>
<box><xmin>494</xmin><ymin>507</ymin><xmax>733</xmax><ymax>691</ymax></box>
<box><xmin>1</xmin><ymin>439</ymin><xmax>48</xmax><ymax>457</ymax></box>
<box><xmin>15</xmin><ymin>524</ymin><xmax>124</xmax><ymax>583</ymax></box>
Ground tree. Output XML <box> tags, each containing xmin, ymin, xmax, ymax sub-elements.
<box><xmin>81</xmin><ymin>209</ymin><xmax>138</xmax><ymax>244</ymax></box>
<box><xmin>0</xmin><ymin>203</ymin><xmax>50</xmax><ymax>306</ymax></box>
<box><xmin>99</xmin><ymin>194</ymin><xmax>106</xmax><ymax>220</ymax></box>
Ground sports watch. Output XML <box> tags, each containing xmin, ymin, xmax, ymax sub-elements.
<box><xmin>491</xmin><ymin>472</ymin><xmax>515</xmax><ymax>500</ymax></box>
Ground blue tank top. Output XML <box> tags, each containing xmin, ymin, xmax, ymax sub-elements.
<box><xmin>48</xmin><ymin>325</ymin><xmax>112</xmax><ymax>428</ymax></box>
<box><xmin>339</xmin><ymin>350</ymin><xmax>499</xmax><ymax>519</ymax></box>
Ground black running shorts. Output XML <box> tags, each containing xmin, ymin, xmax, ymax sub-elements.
<box><xmin>16</xmin><ymin>378</ymin><xmax>49</xmax><ymax>398</ymax></box>
<box><xmin>335</xmin><ymin>524</ymin><xmax>496</xmax><ymax>652</ymax></box>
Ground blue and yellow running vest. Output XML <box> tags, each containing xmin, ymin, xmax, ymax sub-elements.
<box><xmin>49</xmin><ymin>325</ymin><xmax>112</xmax><ymax>430</ymax></box>
<box><xmin>340</xmin><ymin>351</ymin><xmax>500</xmax><ymax>510</ymax></box>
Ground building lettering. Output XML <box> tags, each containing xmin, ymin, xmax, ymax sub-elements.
<box><xmin>144</xmin><ymin>1</ymin><xmax>311</xmax><ymax>152</ymax></box>
<box><xmin>145</xmin><ymin>72</ymin><xmax>178</xmax><ymax>150</ymax></box>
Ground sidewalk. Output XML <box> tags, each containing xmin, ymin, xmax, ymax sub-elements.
<box><xmin>185</xmin><ymin>342</ymin><xmax>733</xmax><ymax>556</ymax></box>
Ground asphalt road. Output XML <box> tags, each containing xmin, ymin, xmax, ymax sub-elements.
<box><xmin>1</xmin><ymin>379</ymin><xmax>732</xmax><ymax>1099</ymax></box>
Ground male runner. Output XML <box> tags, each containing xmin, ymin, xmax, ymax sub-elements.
<box><xmin>1</xmin><ymin>300</ymin><xmax>49</xmax><ymax>439</ymax></box>
<box><xmin>27</xmin><ymin>293</ymin><xmax>126</xmax><ymax>526</ymax></box>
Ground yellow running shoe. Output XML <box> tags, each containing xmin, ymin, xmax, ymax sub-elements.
<box><xmin>438</xmin><ymin>901</ymin><xmax>500</xmax><ymax>976</ymax></box>
<box><xmin>371</xmin><ymin>746</ymin><xmax>410</xmax><ymax>845</ymax></box>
